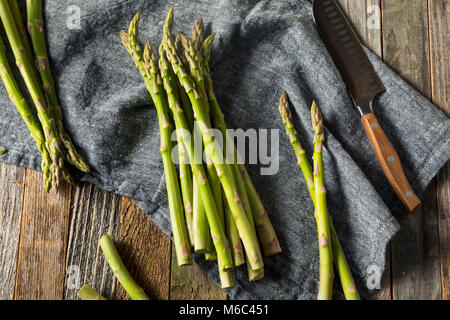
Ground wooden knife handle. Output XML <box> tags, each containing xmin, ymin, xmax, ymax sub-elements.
<box><xmin>361</xmin><ymin>112</ymin><xmax>421</xmax><ymax>212</ymax></box>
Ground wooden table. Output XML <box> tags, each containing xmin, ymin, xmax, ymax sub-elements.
<box><xmin>0</xmin><ymin>0</ymin><xmax>448</xmax><ymax>300</ymax></box>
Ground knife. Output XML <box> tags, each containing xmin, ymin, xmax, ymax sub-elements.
<box><xmin>313</xmin><ymin>0</ymin><xmax>421</xmax><ymax>212</ymax></box>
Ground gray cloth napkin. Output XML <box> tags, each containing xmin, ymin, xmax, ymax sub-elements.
<box><xmin>0</xmin><ymin>0</ymin><xmax>449</xmax><ymax>299</ymax></box>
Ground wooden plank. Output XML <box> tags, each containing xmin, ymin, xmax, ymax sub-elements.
<box><xmin>428</xmin><ymin>0</ymin><xmax>449</xmax><ymax>300</ymax></box>
<box><xmin>337</xmin><ymin>0</ymin><xmax>383</xmax><ymax>57</ymax></box>
<box><xmin>337</xmin><ymin>0</ymin><xmax>392</xmax><ymax>300</ymax></box>
<box><xmin>63</xmin><ymin>183</ymin><xmax>122</xmax><ymax>300</ymax></box>
<box><xmin>114</xmin><ymin>198</ymin><xmax>171</xmax><ymax>300</ymax></box>
<box><xmin>169</xmin><ymin>246</ymin><xmax>227</xmax><ymax>300</ymax></box>
<box><xmin>0</xmin><ymin>163</ymin><xmax>25</xmax><ymax>299</ymax></box>
<box><xmin>14</xmin><ymin>169</ymin><xmax>72</xmax><ymax>300</ymax></box>
<box><xmin>382</xmin><ymin>0</ymin><xmax>441</xmax><ymax>300</ymax></box>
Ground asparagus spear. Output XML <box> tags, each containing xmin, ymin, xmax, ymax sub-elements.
<box><xmin>200</xmin><ymin>32</ymin><xmax>281</xmax><ymax>257</ymax></box>
<box><xmin>77</xmin><ymin>284</ymin><xmax>108</xmax><ymax>300</ymax></box>
<box><xmin>224</xmin><ymin>197</ymin><xmax>245</xmax><ymax>266</ymax></box>
<box><xmin>311</xmin><ymin>101</ymin><xmax>334</xmax><ymax>300</ymax></box>
<box><xmin>192</xmin><ymin>171</ymin><xmax>209</xmax><ymax>253</ymax></box>
<box><xmin>99</xmin><ymin>235</ymin><xmax>150</xmax><ymax>300</ymax></box>
<box><xmin>0</xmin><ymin>35</ymin><xmax>52</xmax><ymax>190</ymax></box>
<box><xmin>8</xmin><ymin>0</ymin><xmax>33</xmax><ymax>61</ymax></box>
<box><xmin>121</xmin><ymin>12</ymin><xmax>191</xmax><ymax>266</ymax></box>
<box><xmin>156</xmin><ymin>36</ymin><xmax>232</xmax><ymax>270</ymax></box>
<box><xmin>177</xmin><ymin>64</ymin><xmax>195</xmax><ymax>245</ymax></box>
<box><xmin>0</xmin><ymin>0</ymin><xmax>73</xmax><ymax>188</ymax></box>
<box><xmin>279</xmin><ymin>92</ymin><xmax>359</xmax><ymax>300</ymax></box>
<box><xmin>27</xmin><ymin>0</ymin><xmax>89</xmax><ymax>172</ymax></box>
<box><xmin>178</xmin><ymin>116</ymin><xmax>194</xmax><ymax>246</ymax></box>
<box><xmin>163</xmin><ymin>8</ymin><xmax>263</xmax><ymax>271</ymax></box>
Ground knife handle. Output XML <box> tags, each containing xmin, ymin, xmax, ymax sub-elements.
<box><xmin>361</xmin><ymin>112</ymin><xmax>421</xmax><ymax>213</ymax></box>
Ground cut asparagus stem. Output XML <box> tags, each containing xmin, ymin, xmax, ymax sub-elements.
<box><xmin>219</xmin><ymin>268</ymin><xmax>235</xmax><ymax>289</ymax></box>
<box><xmin>0</xmin><ymin>0</ymin><xmax>73</xmax><ymax>187</ymax></box>
<box><xmin>204</xmin><ymin>243</ymin><xmax>217</xmax><ymax>261</ymax></box>
<box><xmin>178</xmin><ymin>128</ymin><xmax>194</xmax><ymax>246</ymax></box>
<box><xmin>27</xmin><ymin>0</ymin><xmax>90</xmax><ymax>173</ymax></box>
<box><xmin>177</xmin><ymin>74</ymin><xmax>195</xmax><ymax>245</ymax></box>
<box><xmin>200</xmin><ymin>32</ymin><xmax>281</xmax><ymax>257</ymax></box>
<box><xmin>278</xmin><ymin>92</ymin><xmax>360</xmax><ymax>299</ymax></box>
<box><xmin>99</xmin><ymin>235</ymin><xmax>150</xmax><ymax>300</ymax></box>
<box><xmin>156</xmin><ymin>33</ymin><xmax>232</xmax><ymax>269</ymax></box>
<box><xmin>121</xmin><ymin>12</ymin><xmax>191</xmax><ymax>266</ymax></box>
<box><xmin>0</xmin><ymin>35</ymin><xmax>52</xmax><ymax>190</ymax></box>
<box><xmin>77</xmin><ymin>284</ymin><xmax>108</xmax><ymax>300</ymax></box>
<box><xmin>311</xmin><ymin>100</ymin><xmax>334</xmax><ymax>300</ymax></box>
<box><xmin>163</xmin><ymin>9</ymin><xmax>263</xmax><ymax>271</ymax></box>
<box><xmin>0</xmin><ymin>147</ymin><xmax>6</xmax><ymax>154</ymax></box>
<box><xmin>224</xmin><ymin>198</ymin><xmax>245</xmax><ymax>266</ymax></box>
<box><xmin>193</xmin><ymin>172</ymin><xmax>209</xmax><ymax>253</ymax></box>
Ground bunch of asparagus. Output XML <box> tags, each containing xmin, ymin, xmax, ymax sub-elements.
<box><xmin>279</xmin><ymin>92</ymin><xmax>360</xmax><ymax>300</ymax></box>
<box><xmin>121</xmin><ymin>8</ymin><xmax>281</xmax><ymax>288</ymax></box>
<box><xmin>0</xmin><ymin>0</ymin><xmax>89</xmax><ymax>191</ymax></box>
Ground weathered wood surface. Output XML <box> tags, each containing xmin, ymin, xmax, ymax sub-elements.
<box><xmin>114</xmin><ymin>198</ymin><xmax>171</xmax><ymax>300</ymax></box>
<box><xmin>63</xmin><ymin>183</ymin><xmax>122</xmax><ymax>300</ymax></box>
<box><xmin>169</xmin><ymin>245</ymin><xmax>227</xmax><ymax>300</ymax></box>
<box><xmin>382</xmin><ymin>0</ymin><xmax>442</xmax><ymax>300</ymax></box>
<box><xmin>14</xmin><ymin>169</ymin><xmax>72</xmax><ymax>299</ymax></box>
<box><xmin>428</xmin><ymin>0</ymin><xmax>449</xmax><ymax>301</ymax></box>
<box><xmin>337</xmin><ymin>0</ymin><xmax>392</xmax><ymax>300</ymax></box>
<box><xmin>0</xmin><ymin>163</ymin><xmax>25</xmax><ymax>299</ymax></box>
<box><xmin>0</xmin><ymin>1</ymin><xmax>447</xmax><ymax>300</ymax></box>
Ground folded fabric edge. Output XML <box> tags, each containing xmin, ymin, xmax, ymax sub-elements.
<box><xmin>391</xmin><ymin>124</ymin><xmax>450</xmax><ymax>215</ymax></box>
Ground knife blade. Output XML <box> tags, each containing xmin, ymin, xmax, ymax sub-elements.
<box><xmin>313</xmin><ymin>0</ymin><xmax>421</xmax><ymax>212</ymax></box>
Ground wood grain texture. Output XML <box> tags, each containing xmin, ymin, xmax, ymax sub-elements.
<box><xmin>391</xmin><ymin>183</ymin><xmax>441</xmax><ymax>300</ymax></box>
<box><xmin>337</xmin><ymin>0</ymin><xmax>392</xmax><ymax>299</ymax></box>
<box><xmin>382</xmin><ymin>0</ymin><xmax>441</xmax><ymax>300</ymax></box>
<box><xmin>0</xmin><ymin>163</ymin><xmax>25</xmax><ymax>299</ymax></box>
<box><xmin>361</xmin><ymin>112</ymin><xmax>421</xmax><ymax>212</ymax></box>
<box><xmin>114</xmin><ymin>198</ymin><xmax>171</xmax><ymax>300</ymax></box>
<box><xmin>63</xmin><ymin>183</ymin><xmax>122</xmax><ymax>300</ymax></box>
<box><xmin>382</xmin><ymin>0</ymin><xmax>432</xmax><ymax>97</ymax></box>
<box><xmin>170</xmin><ymin>246</ymin><xmax>227</xmax><ymax>300</ymax></box>
<box><xmin>428</xmin><ymin>0</ymin><xmax>449</xmax><ymax>300</ymax></box>
<box><xmin>337</xmin><ymin>0</ymin><xmax>382</xmax><ymax>57</ymax></box>
<box><xmin>14</xmin><ymin>169</ymin><xmax>72</xmax><ymax>300</ymax></box>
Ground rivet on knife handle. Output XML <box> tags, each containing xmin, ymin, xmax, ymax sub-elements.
<box><xmin>361</xmin><ymin>113</ymin><xmax>421</xmax><ymax>212</ymax></box>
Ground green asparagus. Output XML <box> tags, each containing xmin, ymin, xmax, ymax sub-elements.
<box><xmin>200</xmin><ymin>32</ymin><xmax>281</xmax><ymax>257</ymax></box>
<box><xmin>279</xmin><ymin>92</ymin><xmax>359</xmax><ymax>300</ymax></box>
<box><xmin>0</xmin><ymin>34</ymin><xmax>52</xmax><ymax>190</ymax></box>
<box><xmin>0</xmin><ymin>0</ymin><xmax>73</xmax><ymax>188</ymax></box>
<box><xmin>163</xmin><ymin>8</ymin><xmax>263</xmax><ymax>271</ymax></box>
<box><xmin>121</xmin><ymin>12</ymin><xmax>191</xmax><ymax>266</ymax></box>
<box><xmin>27</xmin><ymin>0</ymin><xmax>89</xmax><ymax>173</ymax></box>
<box><xmin>311</xmin><ymin>101</ymin><xmax>334</xmax><ymax>300</ymax></box>
<box><xmin>157</xmin><ymin>32</ymin><xmax>232</xmax><ymax>270</ymax></box>
<box><xmin>77</xmin><ymin>284</ymin><xmax>108</xmax><ymax>300</ymax></box>
<box><xmin>99</xmin><ymin>235</ymin><xmax>150</xmax><ymax>300</ymax></box>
